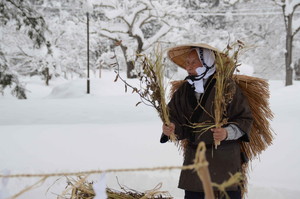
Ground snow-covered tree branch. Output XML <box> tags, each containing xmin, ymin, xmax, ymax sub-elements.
<box><xmin>3</xmin><ymin>0</ymin><xmax>47</xmax><ymax>48</ymax></box>
<box><xmin>95</xmin><ymin>0</ymin><xmax>185</xmax><ymax>78</ymax></box>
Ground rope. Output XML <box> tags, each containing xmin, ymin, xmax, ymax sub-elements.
<box><xmin>0</xmin><ymin>165</ymin><xmax>202</xmax><ymax>179</ymax></box>
<box><xmin>0</xmin><ymin>143</ymin><xmax>208</xmax><ymax>179</ymax></box>
<box><xmin>212</xmin><ymin>173</ymin><xmax>243</xmax><ymax>199</ymax></box>
<box><xmin>0</xmin><ymin>142</ymin><xmax>240</xmax><ymax>199</ymax></box>
<box><xmin>8</xmin><ymin>177</ymin><xmax>47</xmax><ymax>199</ymax></box>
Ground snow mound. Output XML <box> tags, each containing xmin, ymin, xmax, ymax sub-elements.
<box><xmin>47</xmin><ymin>79</ymin><xmax>86</xmax><ymax>98</ymax></box>
<box><xmin>46</xmin><ymin>71</ymin><xmax>135</xmax><ymax>99</ymax></box>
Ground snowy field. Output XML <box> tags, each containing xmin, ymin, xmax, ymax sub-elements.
<box><xmin>1</xmin><ymin>70</ymin><xmax>300</xmax><ymax>199</ymax></box>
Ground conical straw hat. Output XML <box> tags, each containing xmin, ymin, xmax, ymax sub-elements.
<box><xmin>167</xmin><ymin>43</ymin><xmax>220</xmax><ymax>69</ymax></box>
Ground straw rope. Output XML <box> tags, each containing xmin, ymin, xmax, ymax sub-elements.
<box><xmin>0</xmin><ymin>165</ymin><xmax>199</xmax><ymax>179</ymax></box>
<box><xmin>0</xmin><ymin>143</ymin><xmax>244</xmax><ymax>199</ymax></box>
<box><xmin>8</xmin><ymin>176</ymin><xmax>47</xmax><ymax>199</ymax></box>
<box><xmin>1</xmin><ymin>149</ymin><xmax>208</xmax><ymax>182</ymax></box>
<box><xmin>212</xmin><ymin>173</ymin><xmax>243</xmax><ymax>199</ymax></box>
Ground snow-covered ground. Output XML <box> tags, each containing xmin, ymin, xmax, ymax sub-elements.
<box><xmin>1</xmin><ymin>71</ymin><xmax>300</xmax><ymax>199</ymax></box>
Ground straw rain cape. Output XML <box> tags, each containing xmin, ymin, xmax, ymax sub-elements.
<box><xmin>169</xmin><ymin>74</ymin><xmax>274</xmax><ymax>194</ymax></box>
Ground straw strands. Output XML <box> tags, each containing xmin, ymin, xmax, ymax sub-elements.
<box><xmin>233</xmin><ymin>74</ymin><xmax>274</xmax><ymax>195</ymax></box>
<box><xmin>213</xmin><ymin>41</ymin><xmax>244</xmax><ymax>149</ymax></box>
<box><xmin>234</xmin><ymin>74</ymin><xmax>274</xmax><ymax>160</ymax></box>
<box><xmin>0</xmin><ymin>142</ymin><xmax>245</xmax><ymax>199</ymax></box>
<box><xmin>212</xmin><ymin>173</ymin><xmax>243</xmax><ymax>199</ymax></box>
<box><xmin>113</xmin><ymin>45</ymin><xmax>176</xmax><ymax>142</ymax></box>
<box><xmin>59</xmin><ymin>177</ymin><xmax>173</xmax><ymax>199</ymax></box>
<box><xmin>138</xmin><ymin>47</ymin><xmax>176</xmax><ymax>141</ymax></box>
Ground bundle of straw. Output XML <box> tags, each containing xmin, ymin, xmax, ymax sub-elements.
<box><xmin>139</xmin><ymin>47</ymin><xmax>176</xmax><ymax>142</ymax></box>
<box><xmin>59</xmin><ymin>177</ymin><xmax>173</xmax><ymax>199</ymax></box>
<box><xmin>114</xmin><ymin>45</ymin><xmax>176</xmax><ymax>142</ymax></box>
<box><xmin>213</xmin><ymin>42</ymin><xmax>243</xmax><ymax>149</ymax></box>
<box><xmin>234</xmin><ymin>75</ymin><xmax>274</xmax><ymax>160</ymax></box>
<box><xmin>234</xmin><ymin>74</ymin><xmax>274</xmax><ymax>195</ymax></box>
<box><xmin>60</xmin><ymin>176</ymin><xmax>95</xmax><ymax>199</ymax></box>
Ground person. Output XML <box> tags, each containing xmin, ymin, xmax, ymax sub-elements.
<box><xmin>160</xmin><ymin>44</ymin><xmax>253</xmax><ymax>199</ymax></box>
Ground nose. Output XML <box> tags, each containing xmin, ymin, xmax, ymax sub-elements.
<box><xmin>186</xmin><ymin>64</ymin><xmax>192</xmax><ymax>71</ymax></box>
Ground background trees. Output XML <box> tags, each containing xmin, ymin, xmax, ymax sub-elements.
<box><xmin>1</xmin><ymin>0</ymin><xmax>299</xmax><ymax>98</ymax></box>
<box><xmin>0</xmin><ymin>0</ymin><xmax>47</xmax><ymax>98</ymax></box>
<box><xmin>274</xmin><ymin>0</ymin><xmax>300</xmax><ymax>85</ymax></box>
<box><xmin>94</xmin><ymin>0</ymin><xmax>186</xmax><ymax>78</ymax></box>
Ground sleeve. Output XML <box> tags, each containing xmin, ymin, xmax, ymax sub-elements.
<box><xmin>226</xmin><ymin>84</ymin><xmax>253</xmax><ymax>142</ymax></box>
<box><xmin>225</xmin><ymin>124</ymin><xmax>245</xmax><ymax>140</ymax></box>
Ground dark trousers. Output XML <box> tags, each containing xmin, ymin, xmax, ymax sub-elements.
<box><xmin>184</xmin><ymin>190</ymin><xmax>242</xmax><ymax>199</ymax></box>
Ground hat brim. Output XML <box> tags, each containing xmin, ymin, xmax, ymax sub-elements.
<box><xmin>167</xmin><ymin>43</ymin><xmax>220</xmax><ymax>69</ymax></box>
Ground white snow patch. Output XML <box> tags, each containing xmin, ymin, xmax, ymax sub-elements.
<box><xmin>1</xmin><ymin>70</ymin><xmax>300</xmax><ymax>198</ymax></box>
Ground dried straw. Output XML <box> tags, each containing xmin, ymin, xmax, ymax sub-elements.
<box><xmin>234</xmin><ymin>74</ymin><xmax>274</xmax><ymax>195</ymax></box>
<box><xmin>113</xmin><ymin>45</ymin><xmax>176</xmax><ymax>142</ymax></box>
<box><xmin>234</xmin><ymin>75</ymin><xmax>274</xmax><ymax>160</ymax></box>
<box><xmin>59</xmin><ymin>177</ymin><xmax>172</xmax><ymax>199</ymax></box>
<box><xmin>193</xmin><ymin>142</ymin><xmax>215</xmax><ymax>199</ymax></box>
<box><xmin>59</xmin><ymin>175</ymin><xmax>93</xmax><ymax>199</ymax></box>
<box><xmin>8</xmin><ymin>177</ymin><xmax>47</xmax><ymax>199</ymax></box>
<box><xmin>211</xmin><ymin>173</ymin><xmax>243</xmax><ymax>199</ymax></box>
<box><xmin>141</xmin><ymin>46</ymin><xmax>176</xmax><ymax>142</ymax></box>
<box><xmin>1</xmin><ymin>141</ymin><xmax>244</xmax><ymax>199</ymax></box>
<box><xmin>213</xmin><ymin>42</ymin><xmax>243</xmax><ymax>149</ymax></box>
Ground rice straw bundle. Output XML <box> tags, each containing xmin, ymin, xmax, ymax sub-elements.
<box><xmin>213</xmin><ymin>43</ymin><xmax>242</xmax><ymax>149</ymax></box>
<box><xmin>137</xmin><ymin>46</ymin><xmax>176</xmax><ymax>142</ymax></box>
<box><xmin>60</xmin><ymin>177</ymin><xmax>173</xmax><ymax>199</ymax></box>
<box><xmin>233</xmin><ymin>74</ymin><xmax>274</xmax><ymax>195</ymax></box>
<box><xmin>60</xmin><ymin>176</ymin><xmax>95</xmax><ymax>199</ymax></box>
<box><xmin>234</xmin><ymin>75</ymin><xmax>274</xmax><ymax>160</ymax></box>
<box><xmin>114</xmin><ymin>45</ymin><xmax>176</xmax><ymax>142</ymax></box>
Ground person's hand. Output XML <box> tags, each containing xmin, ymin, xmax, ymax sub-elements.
<box><xmin>211</xmin><ymin>128</ymin><xmax>228</xmax><ymax>142</ymax></box>
<box><xmin>162</xmin><ymin>123</ymin><xmax>175</xmax><ymax>136</ymax></box>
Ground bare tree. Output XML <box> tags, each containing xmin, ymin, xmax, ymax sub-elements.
<box><xmin>295</xmin><ymin>58</ymin><xmax>300</xmax><ymax>80</ymax></box>
<box><xmin>274</xmin><ymin>0</ymin><xmax>300</xmax><ymax>86</ymax></box>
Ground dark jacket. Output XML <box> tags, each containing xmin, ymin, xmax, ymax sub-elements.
<box><xmin>161</xmin><ymin>77</ymin><xmax>253</xmax><ymax>192</ymax></box>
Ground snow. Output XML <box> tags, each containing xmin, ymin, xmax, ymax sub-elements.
<box><xmin>82</xmin><ymin>0</ymin><xmax>94</xmax><ymax>14</ymax></box>
<box><xmin>124</xmin><ymin>4</ymin><xmax>147</xmax><ymax>25</ymax></box>
<box><xmin>144</xmin><ymin>24</ymin><xmax>171</xmax><ymax>50</ymax></box>
<box><xmin>236</xmin><ymin>63</ymin><xmax>254</xmax><ymax>76</ymax></box>
<box><xmin>1</xmin><ymin>70</ymin><xmax>300</xmax><ymax>198</ymax></box>
<box><xmin>284</xmin><ymin>0</ymin><xmax>300</xmax><ymax>16</ymax></box>
<box><xmin>293</xmin><ymin>17</ymin><xmax>300</xmax><ymax>35</ymax></box>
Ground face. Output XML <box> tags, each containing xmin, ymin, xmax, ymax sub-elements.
<box><xmin>184</xmin><ymin>50</ymin><xmax>203</xmax><ymax>76</ymax></box>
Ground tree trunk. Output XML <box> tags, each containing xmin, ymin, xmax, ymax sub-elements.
<box><xmin>126</xmin><ymin>61</ymin><xmax>137</xmax><ymax>79</ymax></box>
<box><xmin>118</xmin><ymin>44</ymin><xmax>137</xmax><ymax>79</ymax></box>
<box><xmin>295</xmin><ymin>59</ymin><xmax>300</xmax><ymax>80</ymax></box>
<box><xmin>285</xmin><ymin>14</ymin><xmax>293</xmax><ymax>86</ymax></box>
<box><xmin>43</xmin><ymin>67</ymin><xmax>51</xmax><ymax>86</ymax></box>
